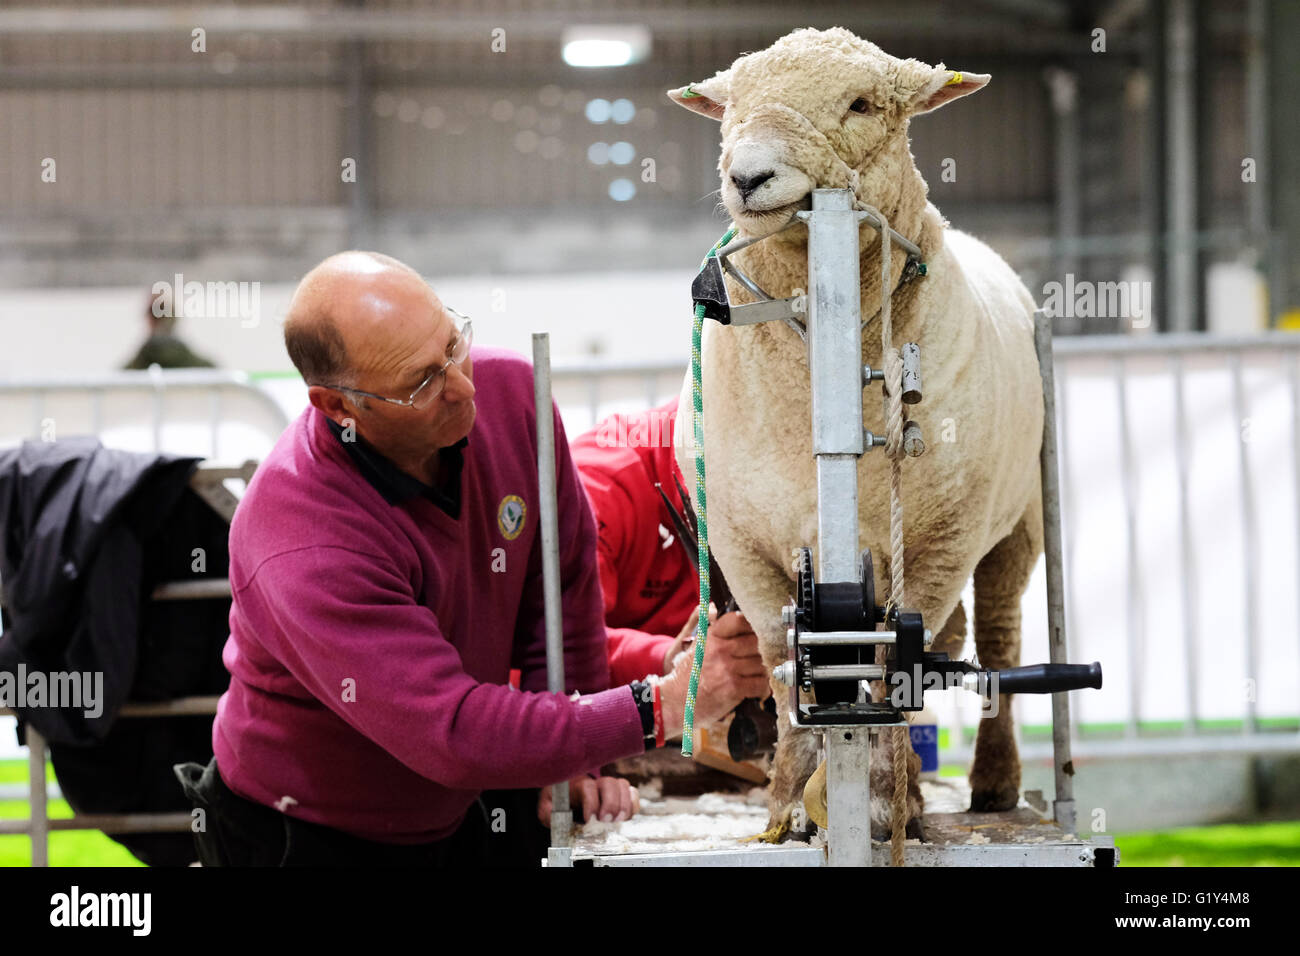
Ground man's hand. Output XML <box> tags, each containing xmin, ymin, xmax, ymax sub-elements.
<box><xmin>656</xmin><ymin>604</ymin><xmax>770</xmax><ymax>738</ymax></box>
<box><xmin>537</xmin><ymin>775</ymin><xmax>640</xmax><ymax>826</ymax></box>
<box><xmin>660</xmin><ymin>607</ymin><xmax>701</xmax><ymax>675</ymax></box>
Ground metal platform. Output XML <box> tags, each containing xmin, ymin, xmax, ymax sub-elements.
<box><xmin>563</xmin><ymin>777</ymin><xmax>1117</xmax><ymax>867</ymax></box>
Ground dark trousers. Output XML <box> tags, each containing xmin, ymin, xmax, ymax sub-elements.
<box><xmin>174</xmin><ymin>757</ymin><xmax>552</xmax><ymax>867</ymax></box>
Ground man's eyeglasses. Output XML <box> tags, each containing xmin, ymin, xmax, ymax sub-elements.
<box><xmin>322</xmin><ymin>308</ymin><xmax>473</xmax><ymax>411</ymax></box>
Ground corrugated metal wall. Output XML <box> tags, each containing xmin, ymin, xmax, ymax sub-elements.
<box><xmin>0</xmin><ymin>0</ymin><xmax>1258</xmax><ymax>286</ymax></box>
<box><xmin>0</xmin><ymin>71</ymin><xmax>1060</xmax><ymax>213</ymax></box>
<box><xmin>1</xmin><ymin>88</ymin><xmax>343</xmax><ymax>208</ymax></box>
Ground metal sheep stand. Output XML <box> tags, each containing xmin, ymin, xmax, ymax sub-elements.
<box><xmin>533</xmin><ymin>332</ymin><xmax>575</xmax><ymax>869</ymax></box>
<box><xmin>535</xmin><ymin>191</ymin><xmax>1111</xmax><ymax>867</ymax></box>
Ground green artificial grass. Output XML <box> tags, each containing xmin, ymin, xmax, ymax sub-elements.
<box><xmin>1113</xmin><ymin>821</ymin><xmax>1300</xmax><ymax>867</ymax></box>
<box><xmin>0</xmin><ymin>797</ymin><xmax>146</xmax><ymax>867</ymax></box>
<box><xmin>0</xmin><ymin>760</ymin><xmax>55</xmax><ymax>785</ymax></box>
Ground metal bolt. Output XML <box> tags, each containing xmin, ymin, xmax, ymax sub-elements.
<box><xmin>772</xmin><ymin>662</ymin><xmax>796</xmax><ymax>686</ymax></box>
<box><xmin>863</xmin><ymin>429</ymin><xmax>887</xmax><ymax>449</ymax></box>
<box><xmin>902</xmin><ymin>420</ymin><xmax>924</xmax><ymax>457</ymax></box>
<box><xmin>901</xmin><ymin>342</ymin><xmax>923</xmax><ymax>404</ymax></box>
<box><xmin>781</xmin><ymin>604</ymin><xmax>796</xmax><ymax>626</ymax></box>
<box><xmin>786</xmin><ymin>626</ymin><xmax>796</xmax><ymax>649</ymax></box>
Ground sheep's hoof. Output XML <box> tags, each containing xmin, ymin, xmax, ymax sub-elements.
<box><xmin>970</xmin><ymin>784</ymin><xmax>1020</xmax><ymax>812</ymax></box>
<box><xmin>802</xmin><ymin>761</ymin><xmax>828</xmax><ymax>829</ymax></box>
<box><xmin>743</xmin><ymin>821</ymin><xmax>790</xmax><ymax>845</ymax></box>
<box><xmin>870</xmin><ymin>816</ymin><xmax>924</xmax><ymax>843</ymax></box>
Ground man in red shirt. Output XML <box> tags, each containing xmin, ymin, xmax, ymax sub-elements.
<box><xmin>570</xmin><ymin>397</ymin><xmax>770</xmax><ymax>730</ymax></box>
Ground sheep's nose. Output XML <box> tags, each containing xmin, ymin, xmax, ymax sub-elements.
<box><xmin>731</xmin><ymin>170</ymin><xmax>775</xmax><ymax>200</ymax></box>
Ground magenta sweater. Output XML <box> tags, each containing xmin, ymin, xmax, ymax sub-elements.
<box><xmin>213</xmin><ymin>347</ymin><xmax>645</xmax><ymax>844</ymax></box>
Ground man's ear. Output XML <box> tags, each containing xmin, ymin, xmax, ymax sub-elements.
<box><xmin>308</xmin><ymin>384</ymin><xmax>354</xmax><ymax>425</ymax></box>
<box><xmin>667</xmin><ymin>68</ymin><xmax>732</xmax><ymax>121</ymax></box>
<box><xmin>909</xmin><ymin>67</ymin><xmax>990</xmax><ymax>116</ymax></box>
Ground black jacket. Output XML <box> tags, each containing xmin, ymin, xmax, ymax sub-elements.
<box><xmin>0</xmin><ymin>438</ymin><xmax>233</xmax><ymax>865</ymax></box>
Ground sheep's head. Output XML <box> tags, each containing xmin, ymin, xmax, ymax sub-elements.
<box><xmin>668</xmin><ymin>27</ymin><xmax>988</xmax><ymax>238</ymax></box>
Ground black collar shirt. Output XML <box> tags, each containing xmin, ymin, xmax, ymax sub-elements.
<box><xmin>324</xmin><ymin>415</ymin><xmax>468</xmax><ymax>519</ymax></box>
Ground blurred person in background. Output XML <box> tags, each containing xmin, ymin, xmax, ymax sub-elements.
<box><xmin>123</xmin><ymin>291</ymin><xmax>216</xmax><ymax>370</ymax></box>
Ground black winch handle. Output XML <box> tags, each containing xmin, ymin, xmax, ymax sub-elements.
<box><xmin>988</xmin><ymin>662</ymin><xmax>1102</xmax><ymax>695</ymax></box>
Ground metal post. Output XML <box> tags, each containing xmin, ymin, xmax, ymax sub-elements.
<box><xmin>825</xmin><ymin>728</ymin><xmax>871</xmax><ymax>867</ymax></box>
<box><xmin>209</xmin><ymin>390</ymin><xmax>222</xmax><ymax>461</ymax></box>
<box><xmin>807</xmin><ymin>188</ymin><xmax>864</xmax><ymax>585</ymax></box>
<box><xmin>1034</xmin><ymin>311</ymin><xmax>1076</xmax><ymax>834</ymax></box>
<box><xmin>150</xmin><ymin>368</ymin><xmax>164</xmax><ymax>452</ymax></box>
<box><xmin>1231</xmin><ymin>353</ymin><xmax>1259</xmax><ymax>735</ymax></box>
<box><xmin>1172</xmin><ymin>356</ymin><xmax>1199</xmax><ymax>734</ymax></box>
<box><xmin>806</xmin><ymin>189</ymin><xmax>875</xmax><ymax>864</ymax></box>
<box><xmin>28</xmin><ymin>726</ymin><xmax>48</xmax><ymax>867</ymax></box>
<box><xmin>31</xmin><ymin>392</ymin><xmax>44</xmax><ymax>441</ymax></box>
<box><xmin>343</xmin><ymin>0</ymin><xmax>371</xmax><ymax>249</ymax></box>
<box><xmin>533</xmin><ymin>333</ymin><xmax>573</xmax><ymax>864</ymax></box>
<box><xmin>1245</xmin><ymin>0</ymin><xmax>1269</xmax><ymax>305</ymax></box>
<box><xmin>1166</xmin><ymin>0</ymin><xmax>1199</xmax><ymax>332</ymax></box>
<box><xmin>1045</xmin><ymin>68</ymin><xmax>1081</xmax><ymax>335</ymax></box>
<box><xmin>1267</xmin><ymin>0</ymin><xmax>1300</xmax><ymax>323</ymax></box>
<box><xmin>1057</xmin><ymin>354</ymin><xmax>1081</xmax><ymax>713</ymax></box>
<box><xmin>1146</xmin><ymin>0</ymin><xmax>1169</xmax><ymax>332</ymax></box>
<box><xmin>1115</xmin><ymin>356</ymin><xmax>1142</xmax><ymax>740</ymax></box>
<box><xmin>1294</xmin><ymin>353</ymin><xmax>1300</xmax><ymax>740</ymax></box>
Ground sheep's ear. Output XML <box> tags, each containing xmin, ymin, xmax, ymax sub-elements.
<box><xmin>910</xmin><ymin>68</ymin><xmax>990</xmax><ymax>115</ymax></box>
<box><xmin>667</xmin><ymin>69</ymin><xmax>732</xmax><ymax>121</ymax></box>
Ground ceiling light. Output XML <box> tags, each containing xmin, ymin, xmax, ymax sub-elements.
<box><xmin>562</xmin><ymin>25</ymin><xmax>651</xmax><ymax>68</ymax></box>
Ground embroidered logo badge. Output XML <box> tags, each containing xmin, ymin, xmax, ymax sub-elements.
<box><xmin>497</xmin><ymin>494</ymin><xmax>526</xmax><ymax>540</ymax></box>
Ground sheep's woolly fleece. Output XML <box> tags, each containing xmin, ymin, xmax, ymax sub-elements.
<box><xmin>668</xmin><ymin>26</ymin><xmax>1045</xmax><ymax>836</ymax></box>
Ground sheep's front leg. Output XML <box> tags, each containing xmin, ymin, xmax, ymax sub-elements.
<box><xmin>862</xmin><ymin>602</ymin><xmax>965</xmax><ymax>840</ymax></box>
<box><xmin>712</xmin><ymin>549</ymin><xmax>821</xmax><ymax>841</ymax></box>
<box><xmin>970</xmin><ymin>510</ymin><xmax>1042</xmax><ymax>812</ymax></box>
<box><xmin>765</xmin><ymin>711</ymin><xmax>820</xmax><ymax>839</ymax></box>
<box><xmin>862</xmin><ymin>563</ymin><xmax>971</xmax><ymax>842</ymax></box>
<box><xmin>755</xmin><ymin>601</ymin><xmax>821</xmax><ymax>841</ymax></box>
<box><xmin>868</xmin><ymin>727</ymin><xmax>925</xmax><ymax>841</ymax></box>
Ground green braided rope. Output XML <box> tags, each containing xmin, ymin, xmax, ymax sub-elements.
<box><xmin>681</xmin><ymin>224</ymin><xmax>736</xmax><ymax>757</ymax></box>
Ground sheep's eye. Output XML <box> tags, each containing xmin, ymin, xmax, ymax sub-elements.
<box><xmin>848</xmin><ymin>97</ymin><xmax>871</xmax><ymax>114</ymax></box>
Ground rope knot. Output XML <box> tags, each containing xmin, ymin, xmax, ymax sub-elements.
<box><xmin>882</xmin><ymin>347</ymin><xmax>905</xmax><ymax>460</ymax></box>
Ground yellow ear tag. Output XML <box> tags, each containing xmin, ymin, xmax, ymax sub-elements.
<box><xmin>945</xmin><ymin>72</ymin><xmax>963</xmax><ymax>86</ymax></box>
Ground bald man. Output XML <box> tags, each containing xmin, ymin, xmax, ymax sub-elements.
<box><xmin>179</xmin><ymin>251</ymin><xmax>694</xmax><ymax>867</ymax></box>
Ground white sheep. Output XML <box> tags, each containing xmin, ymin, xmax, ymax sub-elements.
<box><xmin>670</xmin><ymin>26</ymin><xmax>1044</xmax><ymax>840</ymax></box>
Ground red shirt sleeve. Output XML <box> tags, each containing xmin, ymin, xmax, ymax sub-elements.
<box><xmin>510</xmin><ymin>398</ymin><xmax>613</xmax><ymax>696</ymax></box>
<box><xmin>607</xmin><ymin>626</ymin><xmax>676</xmax><ymax>685</ymax></box>
<box><xmin>573</xmin><ymin>436</ymin><xmax>678</xmax><ymax>685</ymax></box>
